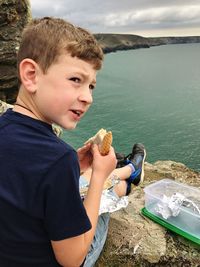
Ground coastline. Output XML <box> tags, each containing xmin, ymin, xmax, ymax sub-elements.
<box><xmin>94</xmin><ymin>33</ymin><xmax>200</xmax><ymax>53</ymax></box>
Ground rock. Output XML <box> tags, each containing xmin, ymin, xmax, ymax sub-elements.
<box><xmin>0</xmin><ymin>99</ymin><xmax>13</xmax><ymax>113</ymax></box>
<box><xmin>52</xmin><ymin>124</ymin><xmax>63</xmax><ymax>138</ymax></box>
<box><xmin>0</xmin><ymin>0</ymin><xmax>31</xmax><ymax>103</ymax></box>
<box><xmin>96</xmin><ymin>161</ymin><xmax>200</xmax><ymax>266</ymax></box>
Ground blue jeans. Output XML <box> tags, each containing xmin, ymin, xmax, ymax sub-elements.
<box><xmin>80</xmin><ymin>176</ymin><xmax>110</xmax><ymax>267</ymax></box>
<box><xmin>83</xmin><ymin>213</ymin><xmax>110</xmax><ymax>267</ymax></box>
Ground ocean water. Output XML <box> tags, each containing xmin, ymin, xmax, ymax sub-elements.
<box><xmin>62</xmin><ymin>43</ymin><xmax>200</xmax><ymax>172</ymax></box>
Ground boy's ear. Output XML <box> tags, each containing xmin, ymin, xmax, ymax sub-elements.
<box><xmin>19</xmin><ymin>59</ymin><xmax>39</xmax><ymax>93</ymax></box>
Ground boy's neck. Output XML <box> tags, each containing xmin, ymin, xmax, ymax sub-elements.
<box><xmin>15</xmin><ymin>102</ymin><xmax>33</xmax><ymax>114</ymax></box>
<box><xmin>14</xmin><ymin>102</ymin><xmax>42</xmax><ymax>122</ymax></box>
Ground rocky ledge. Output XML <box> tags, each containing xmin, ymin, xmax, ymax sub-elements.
<box><xmin>97</xmin><ymin>161</ymin><xmax>200</xmax><ymax>267</ymax></box>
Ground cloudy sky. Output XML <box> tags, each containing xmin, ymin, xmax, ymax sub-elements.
<box><xmin>30</xmin><ymin>0</ymin><xmax>200</xmax><ymax>37</ymax></box>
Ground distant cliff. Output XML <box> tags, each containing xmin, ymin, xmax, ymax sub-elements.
<box><xmin>94</xmin><ymin>34</ymin><xmax>200</xmax><ymax>53</ymax></box>
<box><xmin>148</xmin><ymin>36</ymin><xmax>200</xmax><ymax>46</ymax></box>
<box><xmin>94</xmin><ymin>33</ymin><xmax>150</xmax><ymax>53</ymax></box>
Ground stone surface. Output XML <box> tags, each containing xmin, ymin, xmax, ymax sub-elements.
<box><xmin>0</xmin><ymin>0</ymin><xmax>31</xmax><ymax>103</ymax></box>
<box><xmin>96</xmin><ymin>161</ymin><xmax>200</xmax><ymax>266</ymax></box>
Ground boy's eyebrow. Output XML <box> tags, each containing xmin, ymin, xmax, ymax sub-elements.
<box><xmin>75</xmin><ymin>71</ymin><xmax>96</xmax><ymax>84</ymax></box>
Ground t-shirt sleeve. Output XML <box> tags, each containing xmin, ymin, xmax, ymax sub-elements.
<box><xmin>43</xmin><ymin>150</ymin><xmax>91</xmax><ymax>241</ymax></box>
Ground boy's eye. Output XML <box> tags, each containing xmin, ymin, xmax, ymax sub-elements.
<box><xmin>89</xmin><ymin>84</ymin><xmax>95</xmax><ymax>90</ymax></box>
<box><xmin>70</xmin><ymin>77</ymin><xmax>80</xmax><ymax>83</ymax></box>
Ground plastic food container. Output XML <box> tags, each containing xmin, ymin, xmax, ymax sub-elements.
<box><xmin>143</xmin><ymin>179</ymin><xmax>200</xmax><ymax>243</ymax></box>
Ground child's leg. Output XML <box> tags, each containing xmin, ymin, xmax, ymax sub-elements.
<box><xmin>83</xmin><ymin>213</ymin><xmax>110</xmax><ymax>267</ymax></box>
<box><xmin>81</xmin><ymin>166</ymin><xmax>132</xmax><ymax>197</ymax></box>
<box><xmin>82</xmin><ymin>165</ymin><xmax>132</xmax><ymax>183</ymax></box>
<box><xmin>115</xmin><ymin>143</ymin><xmax>146</xmax><ymax>195</ymax></box>
<box><xmin>82</xmin><ymin>143</ymin><xmax>146</xmax><ymax>197</ymax></box>
<box><xmin>112</xmin><ymin>180</ymin><xmax>128</xmax><ymax>197</ymax></box>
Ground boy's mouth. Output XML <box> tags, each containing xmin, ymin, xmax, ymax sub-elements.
<box><xmin>71</xmin><ymin>109</ymin><xmax>84</xmax><ymax>117</ymax></box>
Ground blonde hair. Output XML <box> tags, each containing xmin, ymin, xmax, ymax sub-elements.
<box><xmin>17</xmin><ymin>17</ymin><xmax>104</xmax><ymax>80</ymax></box>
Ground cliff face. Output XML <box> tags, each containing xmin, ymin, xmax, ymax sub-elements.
<box><xmin>148</xmin><ymin>36</ymin><xmax>200</xmax><ymax>47</ymax></box>
<box><xmin>0</xmin><ymin>0</ymin><xmax>31</xmax><ymax>103</ymax></box>
<box><xmin>94</xmin><ymin>33</ymin><xmax>150</xmax><ymax>53</ymax></box>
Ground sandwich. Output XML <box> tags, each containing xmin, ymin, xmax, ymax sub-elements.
<box><xmin>84</xmin><ymin>128</ymin><xmax>113</xmax><ymax>155</ymax></box>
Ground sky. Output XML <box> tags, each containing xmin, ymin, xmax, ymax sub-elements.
<box><xmin>30</xmin><ymin>0</ymin><xmax>200</xmax><ymax>37</ymax></box>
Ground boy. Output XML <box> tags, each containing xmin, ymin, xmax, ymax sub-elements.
<box><xmin>0</xmin><ymin>17</ymin><xmax>117</xmax><ymax>267</ymax></box>
<box><xmin>0</xmin><ymin>17</ymin><xmax>146</xmax><ymax>267</ymax></box>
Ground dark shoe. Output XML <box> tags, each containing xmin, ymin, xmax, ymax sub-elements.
<box><xmin>115</xmin><ymin>152</ymin><xmax>126</xmax><ymax>168</ymax></box>
<box><xmin>125</xmin><ymin>143</ymin><xmax>146</xmax><ymax>194</ymax></box>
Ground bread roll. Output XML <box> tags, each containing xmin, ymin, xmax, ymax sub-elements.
<box><xmin>84</xmin><ymin>128</ymin><xmax>113</xmax><ymax>155</ymax></box>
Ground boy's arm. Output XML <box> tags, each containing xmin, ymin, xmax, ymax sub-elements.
<box><xmin>51</xmin><ymin>145</ymin><xmax>117</xmax><ymax>267</ymax></box>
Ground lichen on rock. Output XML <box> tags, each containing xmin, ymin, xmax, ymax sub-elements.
<box><xmin>0</xmin><ymin>0</ymin><xmax>31</xmax><ymax>103</ymax></box>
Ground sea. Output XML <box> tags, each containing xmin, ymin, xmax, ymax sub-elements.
<box><xmin>62</xmin><ymin>43</ymin><xmax>200</xmax><ymax>172</ymax></box>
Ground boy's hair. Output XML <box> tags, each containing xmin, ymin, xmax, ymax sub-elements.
<box><xmin>17</xmin><ymin>17</ymin><xmax>104</xmax><ymax>80</ymax></box>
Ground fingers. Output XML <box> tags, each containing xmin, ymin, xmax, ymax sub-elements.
<box><xmin>91</xmin><ymin>144</ymin><xmax>99</xmax><ymax>155</ymax></box>
<box><xmin>92</xmin><ymin>144</ymin><xmax>115</xmax><ymax>157</ymax></box>
<box><xmin>91</xmin><ymin>144</ymin><xmax>117</xmax><ymax>178</ymax></box>
<box><xmin>77</xmin><ymin>143</ymin><xmax>91</xmax><ymax>153</ymax></box>
<box><xmin>108</xmin><ymin>146</ymin><xmax>115</xmax><ymax>155</ymax></box>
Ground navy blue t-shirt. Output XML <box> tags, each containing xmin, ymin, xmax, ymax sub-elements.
<box><xmin>0</xmin><ymin>109</ymin><xmax>91</xmax><ymax>266</ymax></box>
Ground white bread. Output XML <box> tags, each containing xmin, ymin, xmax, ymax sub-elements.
<box><xmin>84</xmin><ymin>128</ymin><xmax>113</xmax><ymax>155</ymax></box>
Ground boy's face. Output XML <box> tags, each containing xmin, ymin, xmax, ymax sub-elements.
<box><xmin>34</xmin><ymin>54</ymin><xmax>97</xmax><ymax>129</ymax></box>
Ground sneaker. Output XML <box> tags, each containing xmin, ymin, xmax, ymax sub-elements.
<box><xmin>115</xmin><ymin>152</ymin><xmax>126</xmax><ymax>168</ymax></box>
<box><xmin>125</xmin><ymin>143</ymin><xmax>146</xmax><ymax>194</ymax></box>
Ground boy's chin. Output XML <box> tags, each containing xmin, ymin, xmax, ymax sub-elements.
<box><xmin>60</xmin><ymin>122</ymin><xmax>78</xmax><ymax>130</ymax></box>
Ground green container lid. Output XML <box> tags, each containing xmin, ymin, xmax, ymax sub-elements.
<box><xmin>141</xmin><ymin>207</ymin><xmax>200</xmax><ymax>245</ymax></box>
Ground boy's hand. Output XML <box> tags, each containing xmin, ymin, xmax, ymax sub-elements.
<box><xmin>91</xmin><ymin>144</ymin><xmax>117</xmax><ymax>180</ymax></box>
<box><xmin>77</xmin><ymin>143</ymin><xmax>93</xmax><ymax>173</ymax></box>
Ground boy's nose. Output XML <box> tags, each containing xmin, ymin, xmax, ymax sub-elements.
<box><xmin>79</xmin><ymin>88</ymin><xmax>93</xmax><ymax>104</ymax></box>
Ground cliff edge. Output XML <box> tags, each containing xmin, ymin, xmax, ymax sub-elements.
<box><xmin>97</xmin><ymin>161</ymin><xmax>200</xmax><ymax>266</ymax></box>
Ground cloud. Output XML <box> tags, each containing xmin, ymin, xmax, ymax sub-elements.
<box><xmin>103</xmin><ymin>5</ymin><xmax>200</xmax><ymax>27</ymax></box>
<box><xmin>30</xmin><ymin>0</ymin><xmax>200</xmax><ymax>36</ymax></box>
